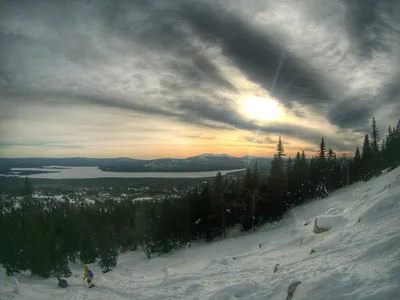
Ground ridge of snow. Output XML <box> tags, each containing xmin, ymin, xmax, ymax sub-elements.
<box><xmin>1</xmin><ymin>167</ymin><xmax>400</xmax><ymax>300</ymax></box>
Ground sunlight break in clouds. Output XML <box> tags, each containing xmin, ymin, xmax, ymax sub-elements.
<box><xmin>240</xmin><ymin>96</ymin><xmax>283</xmax><ymax>122</ymax></box>
<box><xmin>0</xmin><ymin>0</ymin><xmax>399</xmax><ymax>158</ymax></box>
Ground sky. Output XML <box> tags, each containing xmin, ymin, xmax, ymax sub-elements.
<box><xmin>0</xmin><ymin>0</ymin><xmax>399</xmax><ymax>159</ymax></box>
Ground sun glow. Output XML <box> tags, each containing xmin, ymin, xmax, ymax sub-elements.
<box><xmin>241</xmin><ymin>96</ymin><xmax>283</xmax><ymax>121</ymax></box>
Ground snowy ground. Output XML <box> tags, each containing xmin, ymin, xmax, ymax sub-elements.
<box><xmin>1</xmin><ymin>167</ymin><xmax>400</xmax><ymax>300</ymax></box>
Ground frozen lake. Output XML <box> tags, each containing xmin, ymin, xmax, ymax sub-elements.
<box><xmin>4</xmin><ymin>166</ymin><xmax>244</xmax><ymax>179</ymax></box>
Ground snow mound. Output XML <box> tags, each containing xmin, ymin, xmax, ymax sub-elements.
<box><xmin>211</xmin><ymin>257</ymin><xmax>233</xmax><ymax>265</ymax></box>
<box><xmin>358</xmin><ymin>191</ymin><xmax>400</xmax><ymax>225</ymax></box>
<box><xmin>293</xmin><ymin>270</ymin><xmax>399</xmax><ymax>300</ymax></box>
<box><xmin>208</xmin><ymin>282</ymin><xmax>260</xmax><ymax>300</ymax></box>
<box><xmin>312</xmin><ymin>230</ymin><xmax>351</xmax><ymax>253</ymax></box>
<box><xmin>314</xmin><ymin>215</ymin><xmax>349</xmax><ymax>231</ymax></box>
<box><xmin>185</xmin><ymin>283</ymin><xmax>205</xmax><ymax>296</ymax></box>
<box><xmin>293</xmin><ymin>271</ymin><xmax>359</xmax><ymax>300</ymax></box>
<box><xmin>225</xmin><ymin>225</ymin><xmax>245</xmax><ymax>239</ymax></box>
<box><xmin>354</xmin><ymin>233</ymin><xmax>400</xmax><ymax>263</ymax></box>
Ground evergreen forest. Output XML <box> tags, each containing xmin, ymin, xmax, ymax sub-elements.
<box><xmin>1</xmin><ymin>117</ymin><xmax>399</xmax><ymax>279</ymax></box>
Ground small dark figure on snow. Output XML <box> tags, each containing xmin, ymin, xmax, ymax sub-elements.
<box><xmin>57</xmin><ymin>277</ymin><xmax>68</xmax><ymax>288</ymax></box>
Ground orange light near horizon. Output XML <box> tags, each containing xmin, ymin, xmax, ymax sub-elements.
<box><xmin>241</xmin><ymin>96</ymin><xmax>283</xmax><ymax>121</ymax></box>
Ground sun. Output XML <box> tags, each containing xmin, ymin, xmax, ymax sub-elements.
<box><xmin>241</xmin><ymin>96</ymin><xmax>283</xmax><ymax>121</ymax></box>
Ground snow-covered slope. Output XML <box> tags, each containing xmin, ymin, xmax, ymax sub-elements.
<box><xmin>1</xmin><ymin>167</ymin><xmax>400</xmax><ymax>300</ymax></box>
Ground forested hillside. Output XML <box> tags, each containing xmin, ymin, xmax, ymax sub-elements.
<box><xmin>0</xmin><ymin>117</ymin><xmax>399</xmax><ymax>279</ymax></box>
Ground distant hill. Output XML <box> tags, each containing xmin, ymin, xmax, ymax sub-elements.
<box><xmin>186</xmin><ymin>153</ymin><xmax>237</xmax><ymax>159</ymax></box>
<box><xmin>0</xmin><ymin>155</ymin><xmax>272</xmax><ymax>173</ymax></box>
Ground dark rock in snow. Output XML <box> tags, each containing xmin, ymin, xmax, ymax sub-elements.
<box><xmin>273</xmin><ymin>263</ymin><xmax>280</xmax><ymax>273</ymax></box>
<box><xmin>285</xmin><ymin>281</ymin><xmax>302</xmax><ymax>300</ymax></box>
<box><xmin>313</xmin><ymin>218</ymin><xmax>330</xmax><ymax>234</ymax></box>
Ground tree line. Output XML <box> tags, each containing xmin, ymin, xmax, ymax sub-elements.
<box><xmin>0</xmin><ymin>117</ymin><xmax>399</xmax><ymax>279</ymax></box>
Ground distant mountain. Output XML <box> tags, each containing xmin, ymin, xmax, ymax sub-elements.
<box><xmin>0</xmin><ymin>155</ymin><xmax>273</xmax><ymax>173</ymax></box>
<box><xmin>187</xmin><ymin>153</ymin><xmax>238</xmax><ymax>159</ymax></box>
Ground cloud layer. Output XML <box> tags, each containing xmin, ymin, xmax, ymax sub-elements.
<box><xmin>0</xmin><ymin>0</ymin><xmax>399</xmax><ymax>158</ymax></box>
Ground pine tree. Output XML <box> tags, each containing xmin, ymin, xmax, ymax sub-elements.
<box><xmin>326</xmin><ymin>148</ymin><xmax>337</xmax><ymax>192</ymax></box>
<box><xmin>276</xmin><ymin>136</ymin><xmax>285</xmax><ymax>160</ymax></box>
<box><xmin>394</xmin><ymin>119</ymin><xmax>400</xmax><ymax>167</ymax></box>
<box><xmin>134</xmin><ymin>208</ymin><xmax>155</xmax><ymax>258</ymax></box>
<box><xmin>380</xmin><ymin>137</ymin><xmax>388</xmax><ymax>170</ymax></box>
<box><xmin>97</xmin><ymin>246</ymin><xmax>118</xmax><ymax>273</ymax></box>
<box><xmin>243</xmin><ymin>167</ymin><xmax>253</xmax><ymax>191</ymax></box>
<box><xmin>211</xmin><ymin>172</ymin><xmax>227</xmax><ymax>239</ymax></box>
<box><xmin>317</xmin><ymin>138</ymin><xmax>327</xmax><ymax>181</ymax></box>
<box><xmin>266</xmin><ymin>137</ymin><xmax>288</xmax><ymax>218</ymax></box>
<box><xmin>354</xmin><ymin>146</ymin><xmax>362</xmax><ymax>182</ymax></box>
<box><xmin>370</xmin><ymin>117</ymin><xmax>380</xmax><ymax>154</ymax></box>
<box><xmin>315</xmin><ymin>138</ymin><xmax>328</xmax><ymax>197</ymax></box>
<box><xmin>241</xmin><ymin>163</ymin><xmax>263</xmax><ymax>231</ymax></box>
<box><xmin>286</xmin><ymin>157</ymin><xmax>293</xmax><ymax>175</ymax></box>
<box><xmin>21</xmin><ymin>177</ymin><xmax>34</xmax><ymax>207</ymax></box>
<box><xmin>269</xmin><ymin>137</ymin><xmax>286</xmax><ymax>186</ymax></box>
<box><xmin>285</xmin><ymin>157</ymin><xmax>296</xmax><ymax>206</ymax></box>
<box><xmin>96</xmin><ymin>221</ymin><xmax>118</xmax><ymax>273</ymax></box>
<box><xmin>385</xmin><ymin>126</ymin><xmax>393</xmax><ymax>168</ymax></box>
<box><xmin>370</xmin><ymin>117</ymin><xmax>381</xmax><ymax>176</ymax></box>
<box><xmin>252</xmin><ymin>161</ymin><xmax>260</xmax><ymax>189</ymax></box>
<box><xmin>338</xmin><ymin>153</ymin><xmax>350</xmax><ymax>187</ymax></box>
<box><xmin>0</xmin><ymin>211</ymin><xmax>27</xmax><ymax>276</ymax></box>
<box><xmin>300</xmin><ymin>151</ymin><xmax>309</xmax><ymax>178</ymax></box>
<box><xmin>251</xmin><ymin>163</ymin><xmax>262</xmax><ymax>231</ymax></box>
<box><xmin>289</xmin><ymin>152</ymin><xmax>301</xmax><ymax>205</ymax></box>
<box><xmin>298</xmin><ymin>151</ymin><xmax>309</xmax><ymax>201</ymax></box>
<box><xmin>361</xmin><ymin>134</ymin><xmax>373</xmax><ymax>180</ymax></box>
<box><xmin>318</xmin><ymin>138</ymin><xmax>326</xmax><ymax>162</ymax></box>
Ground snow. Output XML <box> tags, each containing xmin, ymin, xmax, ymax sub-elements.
<box><xmin>190</xmin><ymin>154</ymin><xmax>237</xmax><ymax>159</ymax></box>
<box><xmin>315</xmin><ymin>215</ymin><xmax>349</xmax><ymax>230</ymax></box>
<box><xmin>133</xmin><ymin>197</ymin><xmax>153</xmax><ymax>201</ymax></box>
<box><xmin>1</xmin><ymin>167</ymin><xmax>400</xmax><ymax>300</ymax></box>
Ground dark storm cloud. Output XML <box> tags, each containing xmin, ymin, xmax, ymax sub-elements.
<box><xmin>3</xmin><ymin>0</ymin><xmax>330</xmax><ymax>111</ymax></box>
<box><xmin>344</xmin><ymin>0</ymin><xmax>381</xmax><ymax>56</ymax></box>
<box><xmin>0</xmin><ymin>0</ymin><xmax>399</xmax><ymax>156</ymax></box>
<box><xmin>327</xmin><ymin>98</ymin><xmax>377</xmax><ymax>129</ymax></box>
<box><xmin>323</xmin><ymin>0</ymin><xmax>400</xmax><ymax>128</ymax></box>
<box><xmin>0</xmin><ymin>89</ymin><xmax>233</xmax><ymax>131</ymax></box>
<box><xmin>344</xmin><ymin>0</ymin><xmax>400</xmax><ymax>56</ymax></box>
<box><xmin>326</xmin><ymin>74</ymin><xmax>400</xmax><ymax>129</ymax></box>
<box><xmin>100</xmin><ymin>0</ymin><xmax>236</xmax><ymax>93</ymax></box>
<box><xmin>0</xmin><ymin>0</ymin><xmax>235</xmax><ymax>95</ymax></box>
<box><xmin>179</xmin><ymin>2</ymin><xmax>333</xmax><ymax>108</ymax></box>
<box><xmin>0</xmin><ymin>90</ymin><xmax>180</xmax><ymax>119</ymax></box>
<box><xmin>382</xmin><ymin>75</ymin><xmax>400</xmax><ymax>105</ymax></box>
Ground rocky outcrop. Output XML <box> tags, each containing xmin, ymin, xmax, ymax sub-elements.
<box><xmin>285</xmin><ymin>281</ymin><xmax>302</xmax><ymax>300</ymax></box>
<box><xmin>313</xmin><ymin>218</ymin><xmax>330</xmax><ymax>234</ymax></box>
<box><xmin>273</xmin><ymin>263</ymin><xmax>280</xmax><ymax>273</ymax></box>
